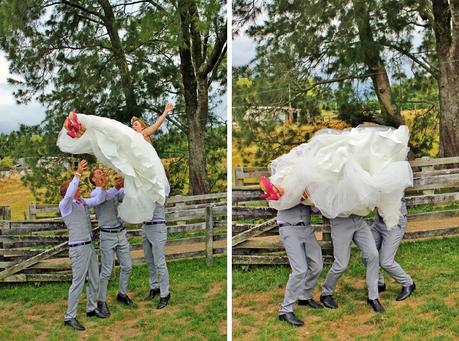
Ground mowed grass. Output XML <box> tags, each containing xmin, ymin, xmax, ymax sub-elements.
<box><xmin>0</xmin><ymin>256</ymin><xmax>227</xmax><ymax>341</ymax></box>
<box><xmin>233</xmin><ymin>237</ymin><xmax>459</xmax><ymax>340</ymax></box>
<box><xmin>0</xmin><ymin>175</ymin><xmax>35</xmax><ymax>220</ymax></box>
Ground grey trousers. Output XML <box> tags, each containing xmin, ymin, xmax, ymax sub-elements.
<box><xmin>65</xmin><ymin>243</ymin><xmax>99</xmax><ymax>320</ymax></box>
<box><xmin>142</xmin><ymin>223</ymin><xmax>170</xmax><ymax>297</ymax></box>
<box><xmin>370</xmin><ymin>217</ymin><xmax>413</xmax><ymax>287</ymax></box>
<box><xmin>98</xmin><ymin>229</ymin><xmax>133</xmax><ymax>301</ymax></box>
<box><xmin>321</xmin><ymin>216</ymin><xmax>380</xmax><ymax>300</ymax></box>
<box><xmin>279</xmin><ymin>225</ymin><xmax>323</xmax><ymax>314</ymax></box>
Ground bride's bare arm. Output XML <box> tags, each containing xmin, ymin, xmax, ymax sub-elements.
<box><xmin>142</xmin><ymin>103</ymin><xmax>174</xmax><ymax>137</ymax></box>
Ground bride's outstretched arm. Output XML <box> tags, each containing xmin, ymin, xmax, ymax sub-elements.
<box><xmin>142</xmin><ymin>102</ymin><xmax>174</xmax><ymax>136</ymax></box>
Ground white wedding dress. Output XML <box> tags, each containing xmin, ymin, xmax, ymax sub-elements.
<box><xmin>57</xmin><ymin>114</ymin><xmax>168</xmax><ymax>224</ymax></box>
<box><xmin>268</xmin><ymin>125</ymin><xmax>413</xmax><ymax>228</ymax></box>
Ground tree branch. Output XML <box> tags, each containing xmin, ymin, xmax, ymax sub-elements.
<box><xmin>61</xmin><ymin>0</ymin><xmax>104</xmax><ymax>20</ymax></box>
<box><xmin>188</xmin><ymin>1</ymin><xmax>203</xmax><ymax>70</ymax></box>
<box><xmin>293</xmin><ymin>73</ymin><xmax>374</xmax><ymax>94</ymax></box>
<box><xmin>381</xmin><ymin>41</ymin><xmax>438</xmax><ymax>76</ymax></box>
<box><xmin>75</xmin><ymin>13</ymin><xmax>105</xmax><ymax>26</ymax></box>
<box><xmin>112</xmin><ymin>1</ymin><xmax>148</xmax><ymax>7</ymax></box>
<box><xmin>208</xmin><ymin>43</ymin><xmax>227</xmax><ymax>87</ymax></box>
<box><xmin>144</xmin><ymin>0</ymin><xmax>167</xmax><ymax>12</ymax></box>
<box><xmin>198</xmin><ymin>20</ymin><xmax>227</xmax><ymax>76</ymax></box>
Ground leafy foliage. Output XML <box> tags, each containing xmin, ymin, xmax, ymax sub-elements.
<box><xmin>0</xmin><ymin>0</ymin><xmax>227</xmax><ymax>194</ymax></box>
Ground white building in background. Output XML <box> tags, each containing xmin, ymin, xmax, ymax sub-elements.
<box><xmin>234</xmin><ymin>106</ymin><xmax>301</xmax><ymax>129</ymax></box>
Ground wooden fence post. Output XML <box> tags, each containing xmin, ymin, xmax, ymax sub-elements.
<box><xmin>0</xmin><ymin>206</ymin><xmax>11</xmax><ymax>220</ymax></box>
<box><xmin>28</xmin><ymin>204</ymin><xmax>35</xmax><ymax>220</ymax></box>
<box><xmin>322</xmin><ymin>217</ymin><xmax>333</xmax><ymax>264</ymax></box>
<box><xmin>205</xmin><ymin>205</ymin><xmax>214</xmax><ymax>266</ymax></box>
<box><xmin>0</xmin><ymin>221</ymin><xmax>4</xmax><ymax>262</ymax></box>
<box><xmin>234</xmin><ymin>167</ymin><xmax>244</xmax><ymax>188</ymax></box>
<box><xmin>420</xmin><ymin>156</ymin><xmax>434</xmax><ymax>195</ymax></box>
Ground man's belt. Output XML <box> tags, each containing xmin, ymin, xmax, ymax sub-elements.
<box><xmin>100</xmin><ymin>226</ymin><xmax>125</xmax><ymax>233</ymax></box>
<box><xmin>278</xmin><ymin>222</ymin><xmax>306</xmax><ymax>227</ymax></box>
<box><xmin>69</xmin><ymin>240</ymin><xmax>92</xmax><ymax>247</ymax></box>
<box><xmin>143</xmin><ymin>220</ymin><xmax>166</xmax><ymax>225</ymax></box>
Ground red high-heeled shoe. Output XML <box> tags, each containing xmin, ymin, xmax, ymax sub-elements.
<box><xmin>67</xmin><ymin>111</ymin><xmax>81</xmax><ymax>131</ymax></box>
<box><xmin>64</xmin><ymin>118</ymin><xmax>76</xmax><ymax>137</ymax></box>
<box><xmin>259</xmin><ymin>176</ymin><xmax>280</xmax><ymax>200</ymax></box>
<box><xmin>64</xmin><ymin>111</ymin><xmax>81</xmax><ymax>138</ymax></box>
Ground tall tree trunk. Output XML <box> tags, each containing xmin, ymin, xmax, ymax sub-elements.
<box><xmin>353</xmin><ymin>0</ymin><xmax>404</xmax><ymax>127</ymax></box>
<box><xmin>178</xmin><ymin>0</ymin><xmax>210</xmax><ymax>194</ymax></box>
<box><xmin>432</xmin><ymin>0</ymin><xmax>459</xmax><ymax>156</ymax></box>
<box><xmin>98</xmin><ymin>0</ymin><xmax>140</xmax><ymax>121</ymax></box>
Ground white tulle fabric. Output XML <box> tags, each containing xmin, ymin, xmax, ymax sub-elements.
<box><xmin>269</xmin><ymin>125</ymin><xmax>413</xmax><ymax>229</ymax></box>
<box><xmin>57</xmin><ymin>114</ymin><xmax>168</xmax><ymax>224</ymax></box>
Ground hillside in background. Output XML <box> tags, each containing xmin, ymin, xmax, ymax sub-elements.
<box><xmin>0</xmin><ymin>175</ymin><xmax>34</xmax><ymax>220</ymax></box>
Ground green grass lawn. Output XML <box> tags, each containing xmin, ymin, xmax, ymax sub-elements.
<box><xmin>233</xmin><ymin>237</ymin><xmax>459</xmax><ymax>340</ymax></box>
<box><xmin>0</xmin><ymin>256</ymin><xmax>227</xmax><ymax>341</ymax></box>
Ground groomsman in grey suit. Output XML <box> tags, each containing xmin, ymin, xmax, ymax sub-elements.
<box><xmin>89</xmin><ymin>169</ymin><xmax>134</xmax><ymax>318</ymax></box>
<box><xmin>142</xmin><ymin>182</ymin><xmax>171</xmax><ymax>309</ymax></box>
<box><xmin>59</xmin><ymin>160</ymin><xmax>107</xmax><ymax>331</ymax></box>
<box><xmin>278</xmin><ymin>191</ymin><xmax>324</xmax><ymax>327</ymax></box>
<box><xmin>366</xmin><ymin>199</ymin><xmax>415</xmax><ymax>300</ymax></box>
<box><xmin>320</xmin><ymin>214</ymin><xmax>385</xmax><ymax>313</ymax></box>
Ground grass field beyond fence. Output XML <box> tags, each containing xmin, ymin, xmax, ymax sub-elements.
<box><xmin>0</xmin><ymin>257</ymin><xmax>227</xmax><ymax>341</ymax></box>
<box><xmin>233</xmin><ymin>237</ymin><xmax>459</xmax><ymax>340</ymax></box>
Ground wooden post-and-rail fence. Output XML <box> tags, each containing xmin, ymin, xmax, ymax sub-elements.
<box><xmin>0</xmin><ymin>192</ymin><xmax>227</xmax><ymax>283</ymax></box>
<box><xmin>232</xmin><ymin>156</ymin><xmax>459</xmax><ymax>265</ymax></box>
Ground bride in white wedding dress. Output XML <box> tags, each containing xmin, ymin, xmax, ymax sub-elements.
<box><xmin>266</xmin><ymin>125</ymin><xmax>413</xmax><ymax>229</ymax></box>
<box><xmin>56</xmin><ymin>105</ymin><xmax>173</xmax><ymax>224</ymax></box>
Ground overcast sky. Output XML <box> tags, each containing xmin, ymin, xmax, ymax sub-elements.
<box><xmin>232</xmin><ymin>33</ymin><xmax>257</xmax><ymax>67</ymax></box>
<box><xmin>0</xmin><ymin>51</ymin><xmax>47</xmax><ymax>133</ymax></box>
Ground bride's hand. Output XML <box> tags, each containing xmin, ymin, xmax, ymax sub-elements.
<box><xmin>164</xmin><ymin>102</ymin><xmax>175</xmax><ymax>115</ymax></box>
<box><xmin>301</xmin><ymin>190</ymin><xmax>309</xmax><ymax>201</ymax></box>
<box><xmin>76</xmin><ymin>160</ymin><xmax>87</xmax><ymax>175</ymax></box>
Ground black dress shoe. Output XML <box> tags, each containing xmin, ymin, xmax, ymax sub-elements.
<box><xmin>367</xmin><ymin>298</ymin><xmax>385</xmax><ymax>313</ymax></box>
<box><xmin>320</xmin><ymin>295</ymin><xmax>338</xmax><ymax>309</ymax></box>
<box><xmin>378</xmin><ymin>283</ymin><xmax>386</xmax><ymax>293</ymax></box>
<box><xmin>145</xmin><ymin>288</ymin><xmax>160</xmax><ymax>301</ymax></box>
<box><xmin>117</xmin><ymin>293</ymin><xmax>134</xmax><ymax>306</ymax></box>
<box><xmin>396</xmin><ymin>282</ymin><xmax>416</xmax><ymax>301</ymax></box>
<box><xmin>298</xmin><ymin>298</ymin><xmax>324</xmax><ymax>309</ymax></box>
<box><xmin>86</xmin><ymin>309</ymin><xmax>107</xmax><ymax>318</ymax></box>
<box><xmin>64</xmin><ymin>318</ymin><xmax>85</xmax><ymax>331</ymax></box>
<box><xmin>279</xmin><ymin>312</ymin><xmax>304</xmax><ymax>327</ymax></box>
<box><xmin>97</xmin><ymin>301</ymin><xmax>111</xmax><ymax>317</ymax></box>
<box><xmin>157</xmin><ymin>293</ymin><xmax>170</xmax><ymax>309</ymax></box>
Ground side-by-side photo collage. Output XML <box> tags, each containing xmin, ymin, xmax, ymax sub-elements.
<box><xmin>0</xmin><ymin>1</ymin><xmax>459</xmax><ymax>340</ymax></box>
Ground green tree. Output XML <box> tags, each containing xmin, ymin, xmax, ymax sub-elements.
<box><xmin>176</xmin><ymin>0</ymin><xmax>227</xmax><ymax>194</ymax></box>
<box><xmin>0</xmin><ymin>156</ymin><xmax>14</xmax><ymax>169</ymax></box>
<box><xmin>429</xmin><ymin>0</ymin><xmax>459</xmax><ymax>156</ymax></box>
<box><xmin>235</xmin><ymin>0</ymin><xmax>405</xmax><ymax>126</ymax></box>
<box><xmin>0</xmin><ymin>0</ymin><xmax>227</xmax><ymax>194</ymax></box>
<box><xmin>234</xmin><ymin>0</ymin><xmax>459</xmax><ymax>156</ymax></box>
